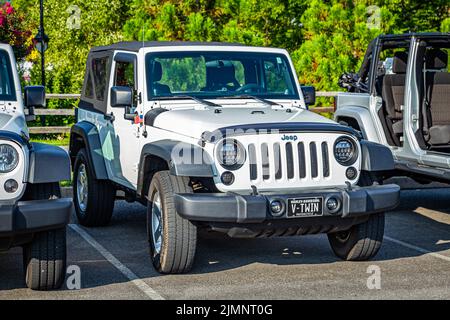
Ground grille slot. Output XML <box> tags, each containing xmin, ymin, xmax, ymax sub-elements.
<box><xmin>310</xmin><ymin>142</ymin><xmax>318</xmax><ymax>178</ymax></box>
<box><xmin>261</xmin><ymin>143</ymin><xmax>270</xmax><ymax>180</ymax></box>
<box><xmin>321</xmin><ymin>142</ymin><xmax>330</xmax><ymax>178</ymax></box>
<box><xmin>286</xmin><ymin>142</ymin><xmax>294</xmax><ymax>179</ymax></box>
<box><xmin>274</xmin><ymin>143</ymin><xmax>282</xmax><ymax>180</ymax></box>
<box><xmin>297</xmin><ymin>142</ymin><xmax>306</xmax><ymax>178</ymax></box>
<box><xmin>249</xmin><ymin>144</ymin><xmax>257</xmax><ymax>180</ymax></box>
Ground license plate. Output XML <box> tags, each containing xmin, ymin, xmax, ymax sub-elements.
<box><xmin>287</xmin><ymin>197</ymin><xmax>323</xmax><ymax>217</ymax></box>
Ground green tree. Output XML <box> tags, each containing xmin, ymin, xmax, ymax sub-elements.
<box><xmin>441</xmin><ymin>17</ymin><xmax>450</xmax><ymax>32</ymax></box>
<box><xmin>0</xmin><ymin>2</ymin><xmax>33</xmax><ymax>60</ymax></box>
<box><xmin>293</xmin><ymin>0</ymin><xmax>395</xmax><ymax>93</ymax></box>
<box><xmin>122</xmin><ymin>0</ymin><xmax>306</xmax><ymax>50</ymax></box>
<box><xmin>13</xmin><ymin>0</ymin><xmax>131</xmax><ymax>135</ymax></box>
<box><xmin>14</xmin><ymin>0</ymin><xmax>131</xmax><ymax>93</ymax></box>
<box><xmin>377</xmin><ymin>0</ymin><xmax>449</xmax><ymax>33</ymax></box>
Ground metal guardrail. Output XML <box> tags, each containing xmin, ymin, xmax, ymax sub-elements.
<box><xmin>30</xmin><ymin>92</ymin><xmax>341</xmax><ymax>134</ymax></box>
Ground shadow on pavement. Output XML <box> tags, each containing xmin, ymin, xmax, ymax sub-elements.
<box><xmin>1</xmin><ymin>188</ymin><xmax>450</xmax><ymax>291</ymax></box>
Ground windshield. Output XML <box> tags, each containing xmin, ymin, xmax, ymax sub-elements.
<box><xmin>0</xmin><ymin>50</ymin><xmax>15</xmax><ymax>101</ymax></box>
<box><xmin>145</xmin><ymin>51</ymin><xmax>299</xmax><ymax>100</ymax></box>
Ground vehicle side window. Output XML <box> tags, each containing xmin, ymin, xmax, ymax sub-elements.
<box><xmin>84</xmin><ymin>71</ymin><xmax>94</xmax><ymax>99</ymax></box>
<box><xmin>92</xmin><ymin>57</ymin><xmax>109</xmax><ymax>101</ymax></box>
<box><xmin>114</xmin><ymin>61</ymin><xmax>135</xmax><ymax>88</ymax></box>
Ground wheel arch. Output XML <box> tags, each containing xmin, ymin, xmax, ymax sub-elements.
<box><xmin>69</xmin><ymin>121</ymin><xmax>108</xmax><ymax>180</ymax></box>
<box><xmin>137</xmin><ymin>140</ymin><xmax>214</xmax><ymax>199</ymax></box>
<box><xmin>335</xmin><ymin>107</ymin><xmax>381</xmax><ymax>143</ymax></box>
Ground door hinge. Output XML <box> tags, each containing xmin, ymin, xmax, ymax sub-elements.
<box><xmin>104</xmin><ymin>112</ymin><xmax>115</xmax><ymax>122</ymax></box>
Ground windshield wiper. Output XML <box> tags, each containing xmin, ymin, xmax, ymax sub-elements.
<box><xmin>152</xmin><ymin>95</ymin><xmax>221</xmax><ymax>108</ymax></box>
<box><xmin>217</xmin><ymin>94</ymin><xmax>282</xmax><ymax>108</ymax></box>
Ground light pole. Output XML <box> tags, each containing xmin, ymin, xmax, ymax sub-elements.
<box><xmin>34</xmin><ymin>0</ymin><xmax>48</xmax><ymax>86</ymax></box>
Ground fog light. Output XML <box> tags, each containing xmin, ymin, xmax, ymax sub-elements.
<box><xmin>221</xmin><ymin>171</ymin><xmax>235</xmax><ymax>185</ymax></box>
<box><xmin>346</xmin><ymin>167</ymin><xmax>358</xmax><ymax>180</ymax></box>
<box><xmin>4</xmin><ymin>179</ymin><xmax>18</xmax><ymax>193</ymax></box>
<box><xmin>326</xmin><ymin>197</ymin><xmax>340</xmax><ymax>213</ymax></box>
<box><xmin>270</xmin><ymin>200</ymin><xmax>284</xmax><ymax>216</ymax></box>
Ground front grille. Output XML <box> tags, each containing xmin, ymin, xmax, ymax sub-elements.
<box><xmin>248</xmin><ymin>140</ymin><xmax>331</xmax><ymax>182</ymax></box>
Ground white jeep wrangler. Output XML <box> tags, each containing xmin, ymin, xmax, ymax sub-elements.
<box><xmin>70</xmin><ymin>41</ymin><xmax>400</xmax><ymax>274</ymax></box>
<box><xmin>335</xmin><ymin>33</ymin><xmax>450</xmax><ymax>185</ymax></box>
<box><xmin>0</xmin><ymin>43</ymin><xmax>72</xmax><ymax>290</ymax></box>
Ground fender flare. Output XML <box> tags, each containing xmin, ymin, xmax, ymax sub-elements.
<box><xmin>69</xmin><ymin>121</ymin><xmax>108</xmax><ymax>179</ymax></box>
<box><xmin>360</xmin><ymin>140</ymin><xmax>395</xmax><ymax>172</ymax></box>
<box><xmin>334</xmin><ymin>106</ymin><xmax>380</xmax><ymax>143</ymax></box>
<box><xmin>137</xmin><ymin>140</ymin><xmax>214</xmax><ymax>197</ymax></box>
<box><xmin>28</xmin><ymin>143</ymin><xmax>71</xmax><ymax>183</ymax></box>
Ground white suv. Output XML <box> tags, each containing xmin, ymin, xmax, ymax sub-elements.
<box><xmin>69</xmin><ymin>42</ymin><xmax>400</xmax><ymax>274</ymax></box>
<box><xmin>0</xmin><ymin>43</ymin><xmax>72</xmax><ymax>290</ymax></box>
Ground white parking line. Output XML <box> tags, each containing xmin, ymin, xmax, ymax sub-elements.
<box><xmin>68</xmin><ymin>224</ymin><xmax>165</xmax><ymax>300</ymax></box>
<box><xmin>384</xmin><ymin>236</ymin><xmax>450</xmax><ymax>262</ymax></box>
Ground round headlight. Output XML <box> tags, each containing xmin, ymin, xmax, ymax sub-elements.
<box><xmin>0</xmin><ymin>144</ymin><xmax>19</xmax><ymax>173</ymax></box>
<box><xmin>334</xmin><ymin>137</ymin><xmax>358</xmax><ymax>166</ymax></box>
<box><xmin>216</xmin><ymin>139</ymin><xmax>246</xmax><ymax>170</ymax></box>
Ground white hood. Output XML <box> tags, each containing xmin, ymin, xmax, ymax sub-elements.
<box><xmin>152</xmin><ymin>105</ymin><xmax>336</xmax><ymax>139</ymax></box>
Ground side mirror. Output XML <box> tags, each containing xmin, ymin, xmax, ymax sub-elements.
<box><xmin>110</xmin><ymin>86</ymin><xmax>133</xmax><ymax>108</ymax></box>
<box><xmin>24</xmin><ymin>85</ymin><xmax>46</xmax><ymax>122</ymax></box>
<box><xmin>301</xmin><ymin>85</ymin><xmax>316</xmax><ymax>106</ymax></box>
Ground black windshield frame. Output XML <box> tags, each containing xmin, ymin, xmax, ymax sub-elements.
<box><xmin>145</xmin><ymin>51</ymin><xmax>300</xmax><ymax>100</ymax></box>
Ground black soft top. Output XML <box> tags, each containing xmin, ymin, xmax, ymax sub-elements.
<box><xmin>377</xmin><ymin>32</ymin><xmax>449</xmax><ymax>40</ymax></box>
<box><xmin>377</xmin><ymin>32</ymin><xmax>450</xmax><ymax>48</ymax></box>
<box><xmin>90</xmin><ymin>41</ymin><xmax>258</xmax><ymax>53</ymax></box>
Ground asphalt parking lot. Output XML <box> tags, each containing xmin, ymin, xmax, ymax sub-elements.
<box><xmin>1</xmin><ymin>182</ymin><xmax>450</xmax><ymax>300</ymax></box>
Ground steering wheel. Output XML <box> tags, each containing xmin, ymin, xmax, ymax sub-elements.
<box><xmin>236</xmin><ymin>83</ymin><xmax>264</xmax><ymax>93</ymax></box>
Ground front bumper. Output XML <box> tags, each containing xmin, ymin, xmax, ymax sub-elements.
<box><xmin>174</xmin><ymin>184</ymin><xmax>400</xmax><ymax>224</ymax></box>
<box><xmin>0</xmin><ymin>198</ymin><xmax>72</xmax><ymax>236</ymax></box>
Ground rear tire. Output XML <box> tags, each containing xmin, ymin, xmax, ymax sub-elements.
<box><xmin>73</xmin><ymin>148</ymin><xmax>115</xmax><ymax>227</ymax></box>
<box><xmin>22</xmin><ymin>182</ymin><xmax>66</xmax><ymax>290</ymax></box>
<box><xmin>147</xmin><ymin>171</ymin><xmax>197</xmax><ymax>274</ymax></box>
<box><xmin>328</xmin><ymin>213</ymin><xmax>385</xmax><ymax>261</ymax></box>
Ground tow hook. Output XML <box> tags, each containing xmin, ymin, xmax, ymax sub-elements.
<box><xmin>345</xmin><ymin>181</ymin><xmax>352</xmax><ymax>191</ymax></box>
<box><xmin>251</xmin><ymin>185</ymin><xmax>259</xmax><ymax>196</ymax></box>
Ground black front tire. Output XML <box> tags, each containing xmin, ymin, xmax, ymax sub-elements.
<box><xmin>21</xmin><ymin>182</ymin><xmax>66</xmax><ymax>290</ymax></box>
<box><xmin>73</xmin><ymin>148</ymin><xmax>115</xmax><ymax>227</ymax></box>
<box><xmin>328</xmin><ymin>213</ymin><xmax>385</xmax><ymax>261</ymax></box>
<box><xmin>23</xmin><ymin>228</ymin><xmax>67</xmax><ymax>290</ymax></box>
<box><xmin>147</xmin><ymin>171</ymin><xmax>197</xmax><ymax>274</ymax></box>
